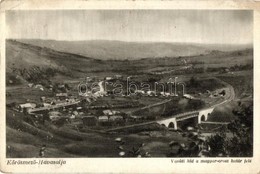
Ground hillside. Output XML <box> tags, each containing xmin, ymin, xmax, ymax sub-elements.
<box><xmin>6</xmin><ymin>39</ymin><xmax>253</xmax><ymax>86</ymax></box>
<box><xmin>6</xmin><ymin>40</ymin><xmax>107</xmax><ymax>85</ymax></box>
<box><xmin>16</xmin><ymin>39</ymin><xmax>253</xmax><ymax>60</ymax></box>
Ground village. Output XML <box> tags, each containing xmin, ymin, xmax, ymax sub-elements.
<box><xmin>6</xmin><ymin>72</ymin><xmax>231</xmax><ymax>135</ymax></box>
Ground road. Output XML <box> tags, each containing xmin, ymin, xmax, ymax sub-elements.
<box><xmin>28</xmin><ymin>100</ymin><xmax>81</xmax><ymax>114</ymax></box>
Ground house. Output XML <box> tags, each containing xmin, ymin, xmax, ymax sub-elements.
<box><xmin>147</xmin><ymin>90</ymin><xmax>156</xmax><ymax>96</ymax></box>
<box><xmin>56</xmin><ymin>93</ymin><xmax>68</xmax><ymax>98</ymax></box>
<box><xmin>28</xmin><ymin>83</ymin><xmax>34</xmax><ymax>88</ymax></box>
<box><xmin>19</xmin><ymin>103</ymin><xmax>36</xmax><ymax>112</ymax></box>
<box><xmin>165</xmin><ymin>92</ymin><xmax>171</xmax><ymax>97</ymax></box>
<box><xmin>76</xmin><ymin>107</ymin><xmax>82</xmax><ymax>110</ymax></box>
<box><xmin>105</xmin><ymin>77</ymin><xmax>113</xmax><ymax>80</ymax></box>
<box><xmin>103</xmin><ymin>110</ymin><xmax>113</xmax><ymax>116</ymax></box>
<box><xmin>112</xmin><ymin>110</ymin><xmax>120</xmax><ymax>115</ymax></box>
<box><xmin>98</xmin><ymin>116</ymin><xmax>109</xmax><ymax>122</ymax></box>
<box><xmin>128</xmin><ymin>115</ymin><xmax>142</xmax><ymax>121</ymax></box>
<box><xmin>72</xmin><ymin>111</ymin><xmax>79</xmax><ymax>116</ymax></box>
<box><xmin>225</xmin><ymin>68</ymin><xmax>230</xmax><ymax>73</ymax></box>
<box><xmin>18</xmin><ymin>103</ymin><xmax>36</xmax><ymax>112</ymax></box>
<box><xmin>43</xmin><ymin>103</ymin><xmax>51</xmax><ymax>107</ymax></box>
<box><xmin>40</xmin><ymin>96</ymin><xmax>46</xmax><ymax>102</ymax></box>
<box><xmin>34</xmin><ymin>84</ymin><xmax>44</xmax><ymax>91</ymax></box>
<box><xmin>19</xmin><ymin>103</ymin><xmax>36</xmax><ymax>109</ymax></box>
<box><xmin>49</xmin><ymin>115</ymin><xmax>61</xmax><ymax>121</ymax></box>
<box><xmin>160</xmin><ymin>92</ymin><xmax>166</xmax><ymax>96</ymax></box>
<box><xmin>183</xmin><ymin>94</ymin><xmax>195</xmax><ymax>99</ymax></box>
<box><xmin>35</xmin><ymin>84</ymin><xmax>43</xmax><ymax>89</ymax></box>
<box><xmin>79</xmin><ymin>112</ymin><xmax>84</xmax><ymax>115</ymax></box>
<box><xmin>70</xmin><ymin>115</ymin><xmax>76</xmax><ymax>119</ymax></box>
<box><xmin>49</xmin><ymin>111</ymin><xmax>62</xmax><ymax>116</ymax></box>
<box><xmin>135</xmin><ymin>90</ymin><xmax>145</xmax><ymax>94</ymax></box>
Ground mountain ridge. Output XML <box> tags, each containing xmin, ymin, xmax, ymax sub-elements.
<box><xmin>11</xmin><ymin>39</ymin><xmax>253</xmax><ymax>60</ymax></box>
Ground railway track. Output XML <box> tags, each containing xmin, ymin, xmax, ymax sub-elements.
<box><xmin>106</xmin><ymin>77</ymin><xmax>235</xmax><ymax>132</ymax></box>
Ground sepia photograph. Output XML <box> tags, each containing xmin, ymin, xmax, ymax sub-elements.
<box><xmin>4</xmin><ymin>9</ymin><xmax>254</xmax><ymax>159</ymax></box>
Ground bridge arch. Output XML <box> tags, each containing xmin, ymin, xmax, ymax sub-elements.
<box><xmin>156</xmin><ymin>117</ymin><xmax>178</xmax><ymax>130</ymax></box>
<box><xmin>168</xmin><ymin>122</ymin><xmax>175</xmax><ymax>129</ymax></box>
<box><xmin>198</xmin><ymin>108</ymin><xmax>215</xmax><ymax>124</ymax></box>
<box><xmin>201</xmin><ymin>115</ymin><xmax>206</xmax><ymax>122</ymax></box>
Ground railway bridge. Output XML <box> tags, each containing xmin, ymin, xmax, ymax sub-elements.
<box><xmin>156</xmin><ymin>107</ymin><xmax>214</xmax><ymax>130</ymax></box>
<box><xmin>107</xmin><ymin>107</ymin><xmax>216</xmax><ymax>132</ymax></box>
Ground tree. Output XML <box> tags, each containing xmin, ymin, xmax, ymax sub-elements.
<box><xmin>206</xmin><ymin>102</ymin><xmax>253</xmax><ymax>157</ymax></box>
<box><xmin>226</xmin><ymin>102</ymin><xmax>253</xmax><ymax>157</ymax></box>
<box><xmin>207</xmin><ymin>130</ymin><xmax>227</xmax><ymax>157</ymax></box>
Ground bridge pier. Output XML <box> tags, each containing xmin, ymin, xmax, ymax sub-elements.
<box><xmin>198</xmin><ymin>114</ymin><xmax>207</xmax><ymax>124</ymax></box>
<box><xmin>198</xmin><ymin>108</ymin><xmax>214</xmax><ymax>124</ymax></box>
<box><xmin>157</xmin><ymin>118</ymin><xmax>178</xmax><ymax>130</ymax></box>
<box><xmin>156</xmin><ymin>108</ymin><xmax>215</xmax><ymax>130</ymax></box>
<box><xmin>168</xmin><ymin>121</ymin><xmax>178</xmax><ymax>130</ymax></box>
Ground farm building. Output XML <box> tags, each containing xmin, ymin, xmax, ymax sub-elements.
<box><xmin>98</xmin><ymin>116</ymin><xmax>109</xmax><ymax>122</ymax></box>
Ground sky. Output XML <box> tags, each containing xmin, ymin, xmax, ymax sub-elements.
<box><xmin>6</xmin><ymin>10</ymin><xmax>253</xmax><ymax>44</ymax></box>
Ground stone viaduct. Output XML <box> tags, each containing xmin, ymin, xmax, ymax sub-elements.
<box><xmin>156</xmin><ymin>107</ymin><xmax>215</xmax><ymax>130</ymax></box>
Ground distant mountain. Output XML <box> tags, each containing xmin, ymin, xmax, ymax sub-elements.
<box><xmin>15</xmin><ymin>39</ymin><xmax>253</xmax><ymax>60</ymax></box>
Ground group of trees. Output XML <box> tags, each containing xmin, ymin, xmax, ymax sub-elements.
<box><xmin>167</xmin><ymin>101</ymin><xmax>253</xmax><ymax>157</ymax></box>
<box><xmin>207</xmin><ymin>101</ymin><xmax>253</xmax><ymax>157</ymax></box>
